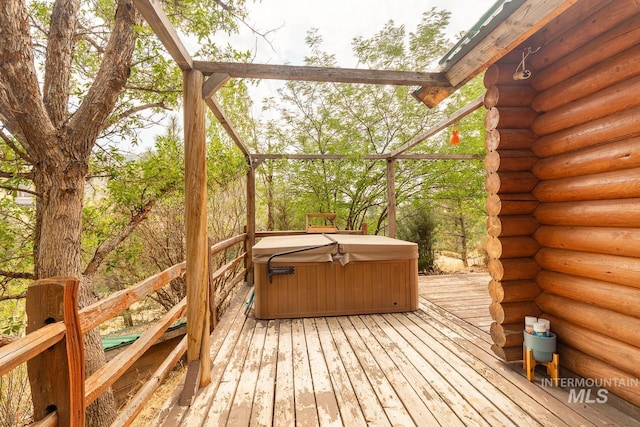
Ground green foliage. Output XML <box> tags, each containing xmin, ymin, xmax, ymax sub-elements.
<box><xmin>0</xmin><ymin>314</ymin><xmax>24</xmax><ymax>336</ymax></box>
<box><xmin>84</xmin><ymin>113</ymin><xmax>248</xmax><ymax>301</ymax></box>
<box><xmin>427</xmin><ymin>78</ymin><xmax>488</xmax><ymax>260</ymax></box>
<box><xmin>398</xmin><ymin>208</ymin><xmax>437</xmax><ymax>273</ymax></box>
<box><xmin>252</xmin><ymin>10</ymin><xmax>488</xmax><ymax>262</ymax></box>
<box><xmin>255</xmin><ymin>10</ymin><xmax>468</xmax><ymax>236</ymax></box>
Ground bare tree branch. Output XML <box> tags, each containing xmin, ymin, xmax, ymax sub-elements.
<box><xmin>116</xmin><ymin>101</ymin><xmax>170</xmax><ymax>122</ymax></box>
<box><xmin>0</xmin><ymin>0</ymin><xmax>53</xmax><ymax>158</ymax></box>
<box><xmin>43</xmin><ymin>0</ymin><xmax>79</xmax><ymax>127</ymax></box>
<box><xmin>0</xmin><ymin>184</ymin><xmax>37</xmax><ymax>195</ymax></box>
<box><xmin>0</xmin><ymin>128</ymin><xmax>33</xmax><ymax>163</ymax></box>
<box><xmin>124</xmin><ymin>85</ymin><xmax>180</xmax><ymax>95</ymax></box>
<box><xmin>68</xmin><ymin>0</ymin><xmax>141</xmax><ymax>158</ymax></box>
<box><xmin>0</xmin><ymin>270</ymin><xmax>34</xmax><ymax>281</ymax></box>
<box><xmin>0</xmin><ymin>171</ymin><xmax>33</xmax><ymax>180</ymax></box>
<box><xmin>83</xmin><ymin>198</ymin><xmax>155</xmax><ymax>277</ymax></box>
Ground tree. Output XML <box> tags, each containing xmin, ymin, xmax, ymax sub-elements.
<box><xmin>428</xmin><ymin>78</ymin><xmax>487</xmax><ymax>264</ymax></box>
<box><xmin>257</xmin><ymin>10</ymin><xmax>454</xmax><ymax>233</ymax></box>
<box><xmin>0</xmin><ymin>0</ymin><xmax>248</xmax><ymax>424</ymax></box>
<box><xmin>397</xmin><ymin>207</ymin><xmax>437</xmax><ymax>273</ymax></box>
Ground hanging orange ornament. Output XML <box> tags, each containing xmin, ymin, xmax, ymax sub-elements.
<box><xmin>450</xmin><ymin>129</ymin><xmax>460</xmax><ymax>145</ymax></box>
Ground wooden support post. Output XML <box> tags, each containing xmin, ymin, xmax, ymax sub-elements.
<box><xmin>246</xmin><ymin>159</ymin><xmax>256</xmax><ymax>286</ymax></box>
<box><xmin>26</xmin><ymin>277</ymin><xmax>84</xmax><ymax>426</ymax></box>
<box><xmin>386</xmin><ymin>159</ymin><xmax>397</xmax><ymax>238</ymax></box>
<box><xmin>208</xmin><ymin>237</ymin><xmax>217</xmax><ymax>332</ymax></box>
<box><xmin>183</xmin><ymin>69</ymin><xmax>210</xmax><ymax>392</ymax></box>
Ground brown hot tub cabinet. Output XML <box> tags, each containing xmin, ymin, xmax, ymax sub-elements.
<box><xmin>252</xmin><ymin>234</ymin><xmax>419</xmax><ymax>319</ymax></box>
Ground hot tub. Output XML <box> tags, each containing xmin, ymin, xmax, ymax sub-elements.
<box><xmin>252</xmin><ymin>234</ymin><xmax>418</xmax><ymax>319</ymax></box>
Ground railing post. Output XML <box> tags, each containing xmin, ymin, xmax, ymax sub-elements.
<box><xmin>361</xmin><ymin>222</ymin><xmax>369</xmax><ymax>235</ymax></box>
<box><xmin>183</xmin><ymin>67</ymin><xmax>210</xmax><ymax>399</ymax></box>
<box><xmin>208</xmin><ymin>236</ymin><xmax>217</xmax><ymax>332</ymax></box>
<box><xmin>26</xmin><ymin>277</ymin><xmax>84</xmax><ymax>426</ymax></box>
<box><xmin>386</xmin><ymin>159</ymin><xmax>397</xmax><ymax>238</ymax></box>
<box><xmin>246</xmin><ymin>159</ymin><xmax>256</xmax><ymax>286</ymax></box>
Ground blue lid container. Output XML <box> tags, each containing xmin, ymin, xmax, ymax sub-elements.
<box><xmin>523</xmin><ymin>331</ymin><xmax>556</xmax><ymax>362</ymax></box>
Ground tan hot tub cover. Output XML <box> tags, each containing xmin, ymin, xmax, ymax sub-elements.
<box><xmin>252</xmin><ymin>234</ymin><xmax>419</xmax><ymax>265</ymax></box>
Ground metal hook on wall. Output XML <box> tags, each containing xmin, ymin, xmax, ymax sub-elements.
<box><xmin>513</xmin><ymin>46</ymin><xmax>541</xmax><ymax>80</ymax></box>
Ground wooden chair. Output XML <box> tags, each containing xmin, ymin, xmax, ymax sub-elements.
<box><xmin>305</xmin><ymin>213</ymin><xmax>337</xmax><ymax>233</ymax></box>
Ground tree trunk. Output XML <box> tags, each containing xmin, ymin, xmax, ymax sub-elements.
<box><xmin>33</xmin><ymin>159</ymin><xmax>116</xmax><ymax>426</ymax></box>
<box><xmin>457</xmin><ymin>215</ymin><xmax>468</xmax><ymax>268</ymax></box>
<box><xmin>0</xmin><ymin>0</ymin><xmax>141</xmax><ymax>424</ymax></box>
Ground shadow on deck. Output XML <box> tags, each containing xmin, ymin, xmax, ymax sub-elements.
<box><xmin>155</xmin><ymin>272</ymin><xmax>640</xmax><ymax>426</ymax></box>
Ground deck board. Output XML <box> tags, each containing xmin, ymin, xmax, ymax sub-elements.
<box><xmin>157</xmin><ymin>272</ymin><xmax>640</xmax><ymax>427</ymax></box>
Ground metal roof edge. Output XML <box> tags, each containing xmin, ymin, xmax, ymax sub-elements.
<box><xmin>439</xmin><ymin>0</ymin><xmax>526</xmax><ymax>68</ymax></box>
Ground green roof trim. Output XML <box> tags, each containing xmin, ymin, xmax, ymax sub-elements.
<box><xmin>439</xmin><ymin>0</ymin><xmax>526</xmax><ymax>66</ymax></box>
<box><xmin>101</xmin><ymin>320</ymin><xmax>187</xmax><ymax>351</ymax></box>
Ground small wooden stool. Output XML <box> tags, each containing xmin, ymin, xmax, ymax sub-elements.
<box><xmin>523</xmin><ymin>347</ymin><xmax>559</xmax><ymax>385</ymax></box>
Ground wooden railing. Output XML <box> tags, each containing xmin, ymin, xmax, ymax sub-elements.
<box><xmin>0</xmin><ymin>233</ymin><xmax>248</xmax><ymax>426</ymax></box>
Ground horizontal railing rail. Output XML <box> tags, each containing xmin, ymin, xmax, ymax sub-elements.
<box><xmin>1</xmin><ymin>232</ymin><xmax>250</xmax><ymax>426</ymax></box>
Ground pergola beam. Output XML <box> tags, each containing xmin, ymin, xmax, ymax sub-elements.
<box><xmin>251</xmin><ymin>153</ymin><xmax>482</xmax><ymax>161</ymax></box>
<box><xmin>193</xmin><ymin>61</ymin><xmax>450</xmax><ymax>87</ymax></box>
<box><xmin>202</xmin><ymin>73</ymin><xmax>230</xmax><ymax>99</ymax></box>
<box><xmin>132</xmin><ymin>0</ymin><xmax>193</xmax><ymax>70</ymax></box>
<box><xmin>205</xmin><ymin>96</ymin><xmax>252</xmax><ymax>159</ymax></box>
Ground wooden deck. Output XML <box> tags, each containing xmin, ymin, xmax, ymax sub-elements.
<box><xmin>156</xmin><ymin>273</ymin><xmax>640</xmax><ymax>426</ymax></box>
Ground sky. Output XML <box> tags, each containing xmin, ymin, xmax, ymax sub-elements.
<box><xmin>138</xmin><ymin>0</ymin><xmax>499</xmax><ymax>150</ymax></box>
<box><xmin>223</xmin><ymin>0</ymin><xmax>498</xmax><ymax>67</ymax></box>
<box><xmin>210</xmin><ymin>0</ymin><xmax>498</xmax><ymax>118</ymax></box>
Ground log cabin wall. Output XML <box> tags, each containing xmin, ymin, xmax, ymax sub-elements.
<box><xmin>485</xmin><ymin>0</ymin><xmax>640</xmax><ymax>406</ymax></box>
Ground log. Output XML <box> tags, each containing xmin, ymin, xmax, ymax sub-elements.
<box><xmin>490</xmin><ymin>322</ymin><xmax>523</xmax><ymax>347</ymax></box>
<box><xmin>485</xmin><ymin>171</ymin><xmax>538</xmax><ymax>194</ymax></box>
<box><xmin>483</xmin><ymin>85</ymin><xmax>536</xmax><ymax>109</ymax></box>
<box><xmin>533</xmin><ymin>136</ymin><xmax>640</xmax><ymax>180</ymax></box>
<box><xmin>531</xmin><ymin>44</ymin><xmax>640</xmax><ymax>114</ymax></box>
<box><xmin>532</xmin><ymin>75</ymin><xmax>640</xmax><ymax>136</ymax></box>
<box><xmin>484</xmin><ymin>107</ymin><xmax>538</xmax><ymax>131</ymax></box>
<box><xmin>485</xmin><ymin>128</ymin><xmax>536</xmax><ymax>151</ymax></box>
<box><xmin>484</xmin><ymin>151</ymin><xmax>500</xmax><ymax>174</ymax></box>
<box><xmin>483</xmin><ymin>63</ymin><xmax>533</xmax><ymax>87</ymax></box>
<box><xmin>558</xmin><ymin>343</ymin><xmax>640</xmax><ymax>408</ymax></box>
<box><xmin>543</xmin><ymin>314</ymin><xmax>640</xmax><ymax>379</ymax></box>
<box><xmin>537</xmin><ymin>270</ymin><xmax>640</xmax><ymax>318</ymax></box>
<box><xmin>486</xmin><ymin>215</ymin><xmax>539</xmax><ymax>238</ymax></box>
<box><xmin>535</xmin><ymin>247</ymin><xmax>640</xmax><ymax>289</ymax></box>
<box><xmin>489</xmin><ymin>279</ymin><xmax>541</xmax><ymax>303</ymax></box>
<box><xmin>532</xmin><ymin>167</ymin><xmax>640</xmax><ymax>202</ymax></box>
<box><xmin>490</xmin><ymin>344</ymin><xmax>524</xmax><ymax>362</ymax></box>
<box><xmin>84</xmin><ymin>298</ymin><xmax>187</xmax><ymax>407</ymax></box>
<box><xmin>486</xmin><ymin>236</ymin><xmax>539</xmax><ymax>259</ymax></box>
<box><xmin>485</xmin><ymin>150</ymin><xmax>537</xmax><ymax>174</ymax></box>
<box><xmin>26</xmin><ymin>279</ymin><xmax>78</xmax><ymax>426</ymax></box>
<box><xmin>532</xmin><ymin>105</ymin><xmax>640</xmax><ymax>158</ymax></box>
<box><xmin>531</xmin><ymin>9</ymin><xmax>640</xmax><ymax>94</ymax></box>
<box><xmin>534</xmin><ymin>198</ymin><xmax>640</xmax><ymax>227</ymax></box>
<box><xmin>490</xmin><ymin>301</ymin><xmax>541</xmax><ymax>324</ymax></box>
<box><xmin>246</xmin><ymin>165</ymin><xmax>256</xmax><ymax>286</ymax></box>
<box><xmin>488</xmin><ymin>257</ymin><xmax>540</xmax><ymax>282</ymax></box>
<box><xmin>112</xmin><ymin>335</ymin><xmax>188</xmax><ymax>427</ymax></box>
<box><xmin>79</xmin><ymin>263</ymin><xmax>186</xmax><ymax>333</ymax></box>
<box><xmin>532</xmin><ymin>0</ymin><xmax>618</xmax><ymax>65</ymax></box>
<box><xmin>387</xmin><ymin>159</ymin><xmax>397</xmax><ymax>238</ymax></box>
<box><xmin>183</xmin><ymin>69</ymin><xmax>210</xmax><ymax>387</ymax></box>
<box><xmin>534</xmin><ymin>225</ymin><xmax>640</xmax><ymax>259</ymax></box>
<box><xmin>536</xmin><ymin>292</ymin><xmax>640</xmax><ymax>348</ymax></box>
<box><xmin>486</xmin><ymin>194</ymin><xmax>538</xmax><ymax>217</ymax></box>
